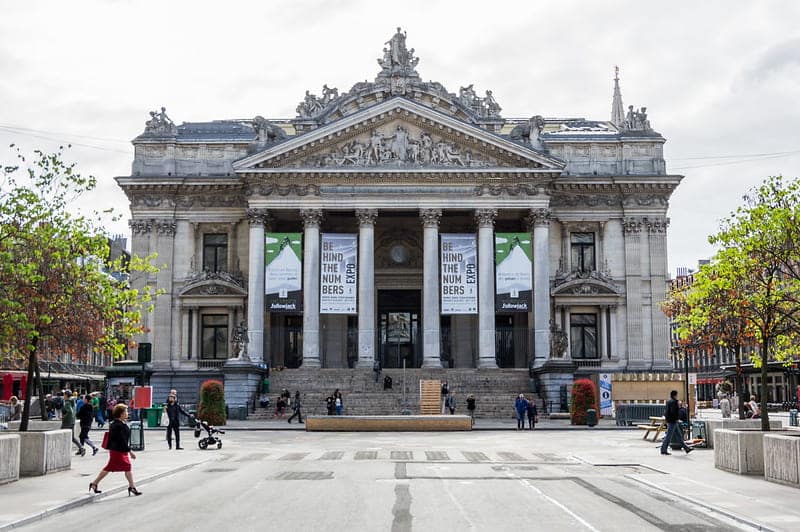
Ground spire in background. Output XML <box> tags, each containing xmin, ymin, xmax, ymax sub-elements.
<box><xmin>611</xmin><ymin>66</ymin><xmax>625</xmax><ymax>128</ymax></box>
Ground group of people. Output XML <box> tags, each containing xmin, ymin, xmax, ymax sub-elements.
<box><xmin>440</xmin><ymin>380</ymin><xmax>478</xmax><ymax>424</ymax></box>
<box><xmin>326</xmin><ymin>389</ymin><xmax>344</xmax><ymax>415</ymax></box>
<box><xmin>514</xmin><ymin>394</ymin><xmax>538</xmax><ymax>430</ymax></box>
<box><xmin>718</xmin><ymin>391</ymin><xmax>760</xmax><ymax>419</ymax></box>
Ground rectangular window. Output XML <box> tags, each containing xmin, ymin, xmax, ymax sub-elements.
<box><xmin>202</xmin><ymin>233</ymin><xmax>228</xmax><ymax>272</ymax></box>
<box><xmin>570</xmin><ymin>232</ymin><xmax>595</xmax><ymax>273</ymax></box>
<box><xmin>201</xmin><ymin>314</ymin><xmax>228</xmax><ymax>359</ymax></box>
<box><xmin>570</xmin><ymin>313</ymin><xmax>598</xmax><ymax>359</ymax></box>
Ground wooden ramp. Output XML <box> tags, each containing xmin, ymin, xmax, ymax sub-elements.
<box><xmin>419</xmin><ymin>379</ymin><xmax>441</xmax><ymax>415</ymax></box>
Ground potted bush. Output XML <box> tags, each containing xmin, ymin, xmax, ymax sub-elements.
<box><xmin>570</xmin><ymin>379</ymin><xmax>597</xmax><ymax>425</ymax></box>
<box><xmin>197</xmin><ymin>380</ymin><xmax>226</xmax><ymax>426</ymax></box>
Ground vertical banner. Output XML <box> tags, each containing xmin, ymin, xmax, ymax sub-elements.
<box><xmin>320</xmin><ymin>234</ymin><xmax>358</xmax><ymax>314</ymax></box>
<box><xmin>495</xmin><ymin>233</ymin><xmax>532</xmax><ymax>312</ymax></box>
<box><xmin>599</xmin><ymin>373</ymin><xmax>613</xmax><ymax>416</ymax></box>
<box><xmin>440</xmin><ymin>234</ymin><xmax>478</xmax><ymax>314</ymax></box>
<box><xmin>265</xmin><ymin>233</ymin><xmax>303</xmax><ymax>312</ymax></box>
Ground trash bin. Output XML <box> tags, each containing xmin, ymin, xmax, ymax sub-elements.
<box><xmin>586</xmin><ymin>408</ymin><xmax>597</xmax><ymax>427</ymax></box>
<box><xmin>145</xmin><ymin>407</ymin><xmax>162</xmax><ymax>428</ymax></box>
<box><xmin>790</xmin><ymin>409</ymin><xmax>798</xmax><ymax>427</ymax></box>
<box><xmin>262</xmin><ymin>377</ymin><xmax>270</xmax><ymax>394</ymax></box>
<box><xmin>226</xmin><ymin>405</ymin><xmax>248</xmax><ymax>420</ymax></box>
<box><xmin>129</xmin><ymin>421</ymin><xmax>144</xmax><ymax>451</ymax></box>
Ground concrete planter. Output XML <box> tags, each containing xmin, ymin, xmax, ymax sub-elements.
<box><xmin>7</xmin><ymin>420</ymin><xmax>62</xmax><ymax>432</ymax></box>
<box><xmin>0</xmin><ymin>434</ymin><xmax>21</xmax><ymax>484</ymax></box>
<box><xmin>764</xmin><ymin>432</ymin><xmax>800</xmax><ymax>488</ymax></box>
<box><xmin>704</xmin><ymin>418</ymin><xmax>782</xmax><ymax>449</ymax></box>
<box><xmin>17</xmin><ymin>429</ymin><xmax>72</xmax><ymax>477</ymax></box>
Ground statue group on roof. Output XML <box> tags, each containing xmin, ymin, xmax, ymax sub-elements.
<box><xmin>144</xmin><ymin>107</ymin><xmax>177</xmax><ymax>135</ymax></box>
<box><xmin>624</xmin><ymin>105</ymin><xmax>652</xmax><ymax>132</ymax></box>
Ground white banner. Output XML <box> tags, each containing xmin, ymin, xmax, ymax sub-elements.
<box><xmin>320</xmin><ymin>234</ymin><xmax>357</xmax><ymax>314</ymax></box>
<box><xmin>440</xmin><ymin>234</ymin><xmax>478</xmax><ymax>314</ymax></box>
<box><xmin>599</xmin><ymin>373</ymin><xmax>613</xmax><ymax>416</ymax></box>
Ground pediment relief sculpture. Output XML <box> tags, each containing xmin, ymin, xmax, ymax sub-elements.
<box><xmin>180</xmin><ymin>270</ymin><xmax>247</xmax><ymax>297</ymax></box>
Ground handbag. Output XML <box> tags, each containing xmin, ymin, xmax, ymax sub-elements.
<box><xmin>101</xmin><ymin>431</ymin><xmax>109</xmax><ymax>450</ymax></box>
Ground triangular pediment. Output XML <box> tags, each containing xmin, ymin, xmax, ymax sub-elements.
<box><xmin>234</xmin><ymin>98</ymin><xmax>564</xmax><ymax>173</ymax></box>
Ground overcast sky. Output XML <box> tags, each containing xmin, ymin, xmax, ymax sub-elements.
<box><xmin>2</xmin><ymin>0</ymin><xmax>799</xmax><ymax>275</ymax></box>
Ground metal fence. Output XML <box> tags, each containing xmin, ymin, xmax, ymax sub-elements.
<box><xmin>614</xmin><ymin>403</ymin><xmax>666</xmax><ymax>426</ymax></box>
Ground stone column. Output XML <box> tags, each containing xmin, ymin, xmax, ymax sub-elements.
<box><xmin>564</xmin><ymin>306</ymin><xmax>572</xmax><ymax>359</ymax></box>
<box><xmin>647</xmin><ymin>217</ymin><xmax>671</xmax><ymax>368</ymax></box>
<box><xmin>527</xmin><ymin>208</ymin><xmax>551</xmax><ymax>368</ymax></box>
<box><xmin>246</xmin><ymin>208</ymin><xmax>271</xmax><ymax>363</ymax></box>
<box><xmin>180</xmin><ymin>306</ymin><xmax>189</xmax><ymax>360</ymax></box>
<box><xmin>599</xmin><ymin>305</ymin><xmax>609</xmax><ymax>359</ymax></box>
<box><xmin>623</xmin><ymin>217</ymin><xmax>644</xmax><ymax>367</ymax></box>
<box><xmin>609</xmin><ymin>305</ymin><xmax>619</xmax><ymax>361</ymax></box>
<box><xmin>420</xmin><ymin>209</ymin><xmax>442</xmax><ymax>368</ymax></box>
<box><xmin>475</xmin><ymin>209</ymin><xmax>498</xmax><ymax>368</ymax></box>
<box><xmin>301</xmin><ymin>209</ymin><xmax>323</xmax><ymax>368</ymax></box>
<box><xmin>153</xmin><ymin>219</ymin><xmax>176</xmax><ymax>370</ymax></box>
<box><xmin>356</xmin><ymin>209</ymin><xmax>377</xmax><ymax>368</ymax></box>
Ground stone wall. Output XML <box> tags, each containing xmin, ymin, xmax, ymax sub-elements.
<box><xmin>18</xmin><ymin>430</ymin><xmax>71</xmax><ymax>476</ymax></box>
<box><xmin>0</xmin><ymin>434</ymin><xmax>20</xmax><ymax>484</ymax></box>
<box><xmin>704</xmin><ymin>419</ymin><xmax>783</xmax><ymax>449</ymax></box>
<box><xmin>764</xmin><ymin>433</ymin><xmax>800</xmax><ymax>487</ymax></box>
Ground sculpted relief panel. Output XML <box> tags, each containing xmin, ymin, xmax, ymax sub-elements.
<box><xmin>296</xmin><ymin>121</ymin><xmax>499</xmax><ymax>169</ymax></box>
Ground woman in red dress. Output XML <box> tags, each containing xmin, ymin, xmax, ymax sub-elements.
<box><xmin>89</xmin><ymin>403</ymin><xmax>141</xmax><ymax>496</ymax></box>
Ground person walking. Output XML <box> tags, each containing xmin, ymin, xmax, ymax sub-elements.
<box><xmin>61</xmin><ymin>390</ymin><xmax>85</xmax><ymax>456</ymax></box>
<box><xmin>164</xmin><ymin>394</ymin><xmax>189</xmax><ymax>450</ymax></box>
<box><xmin>446</xmin><ymin>391</ymin><xmax>456</xmax><ymax>415</ymax></box>
<box><xmin>720</xmin><ymin>393</ymin><xmax>732</xmax><ymax>419</ymax></box>
<box><xmin>373</xmin><ymin>358</ymin><xmax>382</xmax><ymax>384</ymax></box>
<box><xmin>334</xmin><ymin>389</ymin><xmax>343</xmax><ymax>415</ymax></box>
<box><xmin>89</xmin><ymin>403</ymin><xmax>141</xmax><ymax>496</ymax></box>
<box><xmin>96</xmin><ymin>392</ymin><xmax>107</xmax><ymax>428</ymax></box>
<box><xmin>515</xmin><ymin>394</ymin><xmax>528</xmax><ymax>430</ymax></box>
<box><xmin>748</xmin><ymin>395</ymin><xmax>761</xmax><ymax>419</ymax></box>
<box><xmin>77</xmin><ymin>395</ymin><xmax>100</xmax><ymax>456</ymax></box>
<box><xmin>441</xmin><ymin>380</ymin><xmax>449</xmax><ymax>414</ymax></box>
<box><xmin>526</xmin><ymin>397</ymin><xmax>538</xmax><ymax>430</ymax></box>
<box><xmin>661</xmin><ymin>390</ymin><xmax>693</xmax><ymax>455</ymax></box>
<box><xmin>466</xmin><ymin>394</ymin><xmax>476</xmax><ymax>426</ymax></box>
<box><xmin>288</xmin><ymin>390</ymin><xmax>303</xmax><ymax>424</ymax></box>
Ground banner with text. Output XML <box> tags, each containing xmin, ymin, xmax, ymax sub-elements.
<box><xmin>599</xmin><ymin>373</ymin><xmax>613</xmax><ymax>416</ymax></box>
<box><xmin>495</xmin><ymin>233</ymin><xmax>532</xmax><ymax>312</ymax></box>
<box><xmin>440</xmin><ymin>234</ymin><xmax>478</xmax><ymax>314</ymax></box>
<box><xmin>320</xmin><ymin>233</ymin><xmax>358</xmax><ymax>314</ymax></box>
<box><xmin>265</xmin><ymin>233</ymin><xmax>303</xmax><ymax>312</ymax></box>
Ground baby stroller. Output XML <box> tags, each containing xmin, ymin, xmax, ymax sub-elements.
<box><xmin>194</xmin><ymin>419</ymin><xmax>225</xmax><ymax>450</ymax></box>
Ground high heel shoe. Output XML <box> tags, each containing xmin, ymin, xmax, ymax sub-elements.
<box><xmin>89</xmin><ymin>482</ymin><xmax>101</xmax><ymax>494</ymax></box>
<box><xmin>128</xmin><ymin>486</ymin><xmax>142</xmax><ymax>496</ymax></box>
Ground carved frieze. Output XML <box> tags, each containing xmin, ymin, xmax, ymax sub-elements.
<box><xmin>474</xmin><ymin>184</ymin><xmax>542</xmax><ymax>197</ymax></box>
<box><xmin>246</xmin><ymin>183</ymin><xmax>321</xmax><ymax>197</ymax></box>
<box><xmin>550</xmin><ymin>195</ymin><xmax>621</xmax><ymax>208</ymax></box>
<box><xmin>622</xmin><ymin>194</ymin><xmax>668</xmax><ymax>207</ymax></box>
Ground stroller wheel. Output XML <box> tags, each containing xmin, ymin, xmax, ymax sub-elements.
<box><xmin>199</xmin><ymin>439</ymin><xmax>208</xmax><ymax>450</ymax></box>
<box><xmin>217</xmin><ymin>441</ymin><xmax>222</xmax><ymax>449</ymax></box>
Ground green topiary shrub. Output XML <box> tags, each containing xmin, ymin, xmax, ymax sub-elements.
<box><xmin>570</xmin><ymin>378</ymin><xmax>597</xmax><ymax>425</ymax></box>
<box><xmin>197</xmin><ymin>380</ymin><xmax>226</xmax><ymax>426</ymax></box>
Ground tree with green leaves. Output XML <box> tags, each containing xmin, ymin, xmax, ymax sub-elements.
<box><xmin>0</xmin><ymin>145</ymin><xmax>162</xmax><ymax>431</ymax></box>
<box><xmin>666</xmin><ymin>175</ymin><xmax>800</xmax><ymax>431</ymax></box>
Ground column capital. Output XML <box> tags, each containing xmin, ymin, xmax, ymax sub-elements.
<box><xmin>525</xmin><ymin>208</ymin><xmax>551</xmax><ymax>229</ymax></box>
<box><xmin>153</xmin><ymin>219</ymin><xmax>177</xmax><ymax>236</ymax></box>
<box><xmin>300</xmin><ymin>208</ymin><xmax>324</xmax><ymax>228</ymax></box>
<box><xmin>246</xmin><ymin>208</ymin><xmax>272</xmax><ymax>227</ymax></box>
<box><xmin>129</xmin><ymin>219</ymin><xmax>152</xmax><ymax>235</ymax></box>
<box><xmin>474</xmin><ymin>208</ymin><xmax>497</xmax><ymax>227</ymax></box>
<box><xmin>419</xmin><ymin>208</ymin><xmax>442</xmax><ymax>228</ymax></box>
<box><xmin>645</xmin><ymin>216</ymin><xmax>670</xmax><ymax>234</ymax></box>
<box><xmin>356</xmin><ymin>208</ymin><xmax>378</xmax><ymax>226</ymax></box>
<box><xmin>622</xmin><ymin>216</ymin><xmax>644</xmax><ymax>234</ymax></box>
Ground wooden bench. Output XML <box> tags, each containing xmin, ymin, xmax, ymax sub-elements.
<box><xmin>637</xmin><ymin>416</ymin><xmax>666</xmax><ymax>442</ymax></box>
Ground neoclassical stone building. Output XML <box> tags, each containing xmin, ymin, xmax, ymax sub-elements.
<box><xmin>116</xmin><ymin>30</ymin><xmax>681</xmax><ymax>406</ymax></box>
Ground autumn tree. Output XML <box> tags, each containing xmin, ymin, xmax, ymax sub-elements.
<box><xmin>0</xmin><ymin>146</ymin><xmax>161</xmax><ymax>430</ymax></box>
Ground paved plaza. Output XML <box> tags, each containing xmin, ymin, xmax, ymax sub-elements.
<box><xmin>3</xmin><ymin>416</ymin><xmax>800</xmax><ymax>532</ymax></box>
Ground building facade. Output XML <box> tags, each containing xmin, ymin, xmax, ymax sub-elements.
<box><xmin>116</xmin><ymin>30</ymin><xmax>681</xmax><ymax>406</ymax></box>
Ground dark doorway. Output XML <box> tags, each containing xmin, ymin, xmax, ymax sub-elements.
<box><xmin>495</xmin><ymin>315</ymin><xmax>515</xmax><ymax>368</ymax></box>
<box><xmin>378</xmin><ymin>290</ymin><xmax>421</xmax><ymax>368</ymax></box>
<box><xmin>284</xmin><ymin>315</ymin><xmax>303</xmax><ymax>368</ymax></box>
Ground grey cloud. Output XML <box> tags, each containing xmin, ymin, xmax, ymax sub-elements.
<box><xmin>739</xmin><ymin>37</ymin><xmax>800</xmax><ymax>84</ymax></box>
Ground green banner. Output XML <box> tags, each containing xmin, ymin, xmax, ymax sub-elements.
<box><xmin>265</xmin><ymin>233</ymin><xmax>303</xmax><ymax>312</ymax></box>
<box><xmin>495</xmin><ymin>233</ymin><xmax>532</xmax><ymax>312</ymax></box>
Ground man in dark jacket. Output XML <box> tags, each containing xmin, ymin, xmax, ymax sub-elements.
<box><xmin>164</xmin><ymin>394</ymin><xmax>189</xmax><ymax>450</ymax></box>
<box><xmin>77</xmin><ymin>395</ymin><xmax>99</xmax><ymax>456</ymax></box>
<box><xmin>660</xmin><ymin>390</ymin><xmax>693</xmax><ymax>455</ymax></box>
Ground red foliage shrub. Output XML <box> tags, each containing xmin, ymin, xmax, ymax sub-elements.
<box><xmin>197</xmin><ymin>380</ymin><xmax>226</xmax><ymax>426</ymax></box>
<box><xmin>570</xmin><ymin>378</ymin><xmax>597</xmax><ymax>425</ymax></box>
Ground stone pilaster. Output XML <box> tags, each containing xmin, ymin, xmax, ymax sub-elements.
<box><xmin>475</xmin><ymin>208</ymin><xmax>498</xmax><ymax>368</ymax></box>
<box><xmin>527</xmin><ymin>209</ymin><xmax>551</xmax><ymax>368</ymax></box>
<box><xmin>246</xmin><ymin>208</ymin><xmax>271</xmax><ymax>363</ymax></box>
<box><xmin>647</xmin><ymin>217</ymin><xmax>671</xmax><ymax>368</ymax></box>
<box><xmin>129</xmin><ymin>219</ymin><xmax>152</xmax><ymax>361</ymax></box>
<box><xmin>623</xmin><ymin>217</ymin><xmax>644</xmax><ymax>368</ymax></box>
<box><xmin>420</xmin><ymin>209</ymin><xmax>442</xmax><ymax>368</ymax></box>
<box><xmin>356</xmin><ymin>209</ymin><xmax>377</xmax><ymax>368</ymax></box>
<box><xmin>301</xmin><ymin>209</ymin><xmax>323</xmax><ymax>368</ymax></box>
<box><xmin>152</xmin><ymin>219</ymin><xmax>176</xmax><ymax>370</ymax></box>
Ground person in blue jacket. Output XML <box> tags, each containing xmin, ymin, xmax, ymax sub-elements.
<box><xmin>514</xmin><ymin>394</ymin><xmax>528</xmax><ymax>430</ymax></box>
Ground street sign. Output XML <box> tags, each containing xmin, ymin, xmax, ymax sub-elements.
<box><xmin>688</xmin><ymin>373</ymin><xmax>697</xmax><ymax>385</ymax></box>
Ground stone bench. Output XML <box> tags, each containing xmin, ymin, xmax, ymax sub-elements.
<box><xmin>17</xmin><ymin>429</ymin><xmax>72</xmax><ymax>476</ymax></box>
<box><xmin>0</xmin><ymin>434</ymin><xmax>21</xmax><ymax>484</ymax></box>
<box><xmin>704</xmin><ymin>418</ymin><xmax>783</xmax><ymax>449</ymax></box>
<box><xmin>764</xmin><ymin>432</ymin><xmax>800</xmax><ymax>488</ymax></box>
<box><xmin>305</xmin><ymin>415</ymin><xmax>472</xmax><ymax>432</ymax></box>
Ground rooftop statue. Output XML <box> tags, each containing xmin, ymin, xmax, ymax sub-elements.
<box><xmin>144</xmin><ymin>106</ymin><xmax>177</xmax><ymax>136</ymax></box>
<box><xmin>509</xmin><ymin>115</ymin><xmax>545</xmax><ymax>150</ymax></box>
<box><xmin>252</xmin><ymin>116</ymin><xmax>287</xmax><ymax>143</ymax></box>
<box><xmin>624</xmin><ymin>105</ymin><xmax>652</xmax><ymax>132</ymax></box>
<box><xmin>377</xmin><ymin>27</ymin><xmax>420</xmax><ymax>78</ymax></box>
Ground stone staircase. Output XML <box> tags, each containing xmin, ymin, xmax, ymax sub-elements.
<box><xmin>249</xmin><ymin>368</ymin><xmax>539</xmax><ymax>420</ymax></box>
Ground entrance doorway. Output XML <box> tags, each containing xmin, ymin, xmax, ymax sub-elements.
<box><xmin>284</xmin><ymin>315</ymin><xmax>302</xmax><ymax>368</ymax></box>
<box><xmin>495</xmin><ymin>315</ymin><xmax>515</xmax><ymax>368</ymax></box>
<box><xmin>378</xmin><ymin>290</ymin><xmax>421</xmax><ymax>368</ymax></box>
